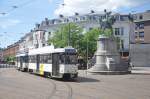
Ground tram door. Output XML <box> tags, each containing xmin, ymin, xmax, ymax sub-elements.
<box><xmin>52</xmin><ymin>53</ymin><xmax>60</xmax><ymax>76</ymax></box>
<box><xmin>36</xmin><ymin>55</ymin><xmax>40</xmax><ymax>72</ymax></box>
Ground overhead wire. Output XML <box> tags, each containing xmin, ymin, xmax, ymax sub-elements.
<box><xmin>0</xmin><ymin>0</ymin><xmax>38</xmax><ymax>15</ymax></box>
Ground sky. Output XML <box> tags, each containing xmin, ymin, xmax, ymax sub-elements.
<box><xmin>0</xmin><ymin>0</ymin><xmax>150</xmax><ymax>48</ymax></box>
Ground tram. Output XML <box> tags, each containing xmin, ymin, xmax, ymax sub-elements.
<box><xmin>16</xmin><ymin>45</ymin><xmax>78</xmax><ymax>79</ymax></box>
<box><xmin>16</xmin><ymin>52</ymin><xmax>28</xmax><ymax>71</ymax></box>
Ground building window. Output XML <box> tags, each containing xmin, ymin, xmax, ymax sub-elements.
<box><xmin>115</xmin><ymin>15</ymin><xmax>120</xmax><ymax>21</ymax></box>
<box><xmin>120</xmin><ymin>16</ymin><xmax>128</xmax><ymax>21</ymax></box>
<box><xmin>74</xmin><ymin>18</ymin><xmax>78</xmax><ymax>22</ymax></box>
<box><xmin>114</xmin><ymin>28</ymin><xmax>120</xmax><ymax>35</ymax></box>
<box><xmin>139</xmin><ymin>23</ymin><xmax>144</xmax><ymax>29</ymax></box>
<box><xmin>120</xmin><ymin>40</ymin><xmax>124</xmax><ymax>50</ymax></box>
<box><xmin>89</xmin><ymin>27</ymin><xmax>93</xmax><ymax>30</ymax></box>
<box><xmin>139</xmin><ymin>31</ymin><xmax>144</xmax><ymax>38</ymax></box>
<box><xmin>139</xmin><ymin>15</ymin><xmax>143</xmax><ymax>20</ymax></box>
<box><xmin>135</xmin><ymin>32</ymin><xmax>138</xmax><ymax>39</ymax></box>
<box><xmin>135</xmin><ymin>32</ymin><xmax>138</xmax><ymax>38</ymax></box>
<box><xmin>81</xmin><ymin>16</ymin><xmax>86</xmax><ymax>20</ymax></box>
<box><xmin>48</xmin><ymin>32</ymin><xmax>51</xmax><ymax>35</ymax></box>
<box><xmin>120</xmin><ymin>27</ymin><xmax>124</xmax><ymax>35</ymax></box>
<box><xmin>42</xmin><ymin>44</ymin><xmax>45</xmax><ymax>47</ymax></box>
<box><xmin>133</xmin><ymin>15</ymin><xmax>137</xmax><ymax>20</ymax></box>
<box><xmin>135</xmin><ymin>35</ymin><xmax>138</xmax><ymax>39</ymax></box>
<box><xmin>135</xmin><ymin>24</ymin><xmax>138</xmax><ymax>30</ymax></box>
<box><xmin>93</xmin><ymin>16</ymin><xmax>97</xmax><ymax>20</ymax></box>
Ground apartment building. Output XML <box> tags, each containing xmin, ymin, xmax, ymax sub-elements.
<box><xmin>33</xmin><ymin>12</ymin><xmax>134</xmax><ymax>53</ymax></box>
<box><xmin>113</xmin><ymin>13</ymin><xmax>135</xmax><ymax>55</ymax></box>
<box><xmin>17</xmin><ymin>31</ymin><xmax>34</xmax><ymax>56</ymax></box>
<box><xmin>3</xmin><ymin>42</ymin><xmax>20</xmax><ymax>58</ymax></box>
<box><xmin>0</xmin><ymin>49</ymin><xmax>4</xmax><ymax>61</ymax></box>
<box><xmin>133</xmin><ymin>10</ymin><xmax>150</xmax><ymax>43</ymax></box>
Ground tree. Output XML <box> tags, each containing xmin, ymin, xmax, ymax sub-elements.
<box><xmin>4</xmin><ymin>56</ymin><xmax>16</xmax><ymax>64</ymax></box>
<box><xmin>82</xmin><ymin>28</ymin><xmax>112</xmax><ymax>59</ymax></box>
<box><xmin>48</xmin><ymin>23</ymin><xmax>83</xmax><ymax>48</ymax></box>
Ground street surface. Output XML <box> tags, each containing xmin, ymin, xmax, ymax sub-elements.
<box><xmin>0</xmin><ymin>68</ymin><xmax>150</xmax><ymax>99</ymax></box>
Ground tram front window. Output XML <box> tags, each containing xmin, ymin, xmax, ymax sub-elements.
<box><xmin>60</xmin><ymin>53</ymin><xmax>77</xmax><ymax>64</ymax></box>
<box><xmin>65</xmin><ymin>54</ymin><xmax>77</xmax><ymax>64</ymax></box>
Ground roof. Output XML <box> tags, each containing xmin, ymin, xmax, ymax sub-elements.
<box><xmin>28</xmin><ymin>45</ymin><xmax>55</xmax><ymax>55</ymax></box>
<box><xmin>28</xmin><ymin>46</ymin><xmax>76</xmax><ymax>55</ymax></box>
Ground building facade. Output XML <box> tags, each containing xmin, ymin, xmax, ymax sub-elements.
<box><xmin>113</xmin><ymin>14</ymin><xmax>135</xmax><ymax>54</ymax></box>
<box><xmin>33</xmin><ymin>13</ymin><xmax>134</xmax><ymax>53</ymax></box>
<box><xmin>3</xmin><ymin>42</ymin><xmax>20</xmax><ymax>58</ymax></box>
<box><xmin>17</xmin><ymin>31</ymin><xmax>34</xmax><ymax>56</ymax></box>
<box><xmin>0</xmin><ymin>49</ymin><xmax>4</xmax><ymax>62</ymax></box>
<box><xmin>133</xmin><ymin>10</ymin><xmax>150</xmax><ymax>43</ymax></box>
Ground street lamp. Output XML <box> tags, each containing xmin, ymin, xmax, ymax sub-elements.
<box><xmin>60</xmin><ymin>3</ymin><xmax>72</xmax><ymax>47</ymax></box>
<box><xmin>68</xmin><ymin>22</ymin><xmax>71</xmax><ymax>46</ymax></box>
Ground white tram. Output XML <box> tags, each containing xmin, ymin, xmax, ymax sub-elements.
<box><xmin>16</xmin><ymin>52</ymin><xmax>28</xmax><ymax>71</ymax></box>
<box><xmin>16</xmin><ymin>46</ymin><xmax>78</xmax><ymax>79</ymax></box>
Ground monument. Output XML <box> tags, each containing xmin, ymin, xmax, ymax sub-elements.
<box><xmin>88</xmin><ymin>10</ymin><xmax>130</xmax><ymax>74</ymax></box>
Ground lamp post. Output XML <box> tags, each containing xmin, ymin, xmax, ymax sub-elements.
<box><xmin>68</xmin><ymin>22</ymin><xmax>71</xmax><ymax>46</ymax></box>
<box><xmin>60</xmin><ymin>3</ymin><xmax>71</xmax><ymax>47</ymax></box>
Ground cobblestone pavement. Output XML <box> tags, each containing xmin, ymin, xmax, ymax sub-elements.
<box><xmin>0</xmin><ymin>68</ymin><xmax>150</xmax><ymax>99</ymax></box>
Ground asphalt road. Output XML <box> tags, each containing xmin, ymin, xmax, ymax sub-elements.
<box><xmin>0</xmin><ymin>68</ymin><xmax>150</xmax><ymax>99</ymax></box>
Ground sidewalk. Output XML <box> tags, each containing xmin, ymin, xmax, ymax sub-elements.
<box><xmin>131</xmin><ymin>67</ymin><xmax>150</xmax><ymax>74</ymax></box>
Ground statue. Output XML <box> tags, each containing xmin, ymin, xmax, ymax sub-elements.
<box><xmin>88</xmin><ymin>9</ymin><xmax>130</xmax><ymax>74</ymax></box>
<box><xmin>99</xmin><ymin>9</ymin><xmax>115</xmax><ymax>36</ymax></box>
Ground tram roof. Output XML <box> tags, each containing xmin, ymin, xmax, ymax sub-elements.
<box><xmin>17</xmin><ymin>46</ymin><xmax>77</xmax><ymax>56</ymax></box>
<box><xmin>28</xmin><ymin>45</ymin><xmax>55</xmax><ymax>55</ymax></box>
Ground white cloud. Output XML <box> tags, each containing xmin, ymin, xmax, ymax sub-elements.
<box><xmin>54</xmin><ymin>0</ymin><xmax>149</xmax><ymax>16</ymax></box>
<box><xmin>0</xmin><ymin>19</ymin><xmax>21</xmax><ymax>29</ymax></box>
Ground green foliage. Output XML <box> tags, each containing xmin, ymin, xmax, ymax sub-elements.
<box><xmin>48</xmin><ymin>23</ymin><xmax>83</xmax><ymax>48</ymax></box>
<box><xmin>81</xmin><ymin>28</ymin><xmax>99</xmax><ymax>57</ymax></box>
<box><xmin>4</xmin><ymin>56</ymin><xmax>16</xmax><ymax>63</ymax></box>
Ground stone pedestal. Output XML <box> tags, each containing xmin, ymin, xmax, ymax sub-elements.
<box><xmin>88</xmin><ymin>35</ymin><xmax>130</xmax><ymax>74</ymax></box>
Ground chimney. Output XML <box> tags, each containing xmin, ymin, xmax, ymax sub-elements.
<box><xmin>59</xmin><ymin>14</ymin><xmax>64</xmax><ymax>18</ymax></box>
<box><xmin>75</xmin><ymin>12</ymin><xmax>79</xmax><ymax>16</ymax></box>
<box><xmin>35</xmin><ymin>23</ymin><xmax>40</xmax><ymax>28</ymax></box>
<box><xmin>91</xmin><ymin>10</ymin><xmax>95</xmax><ymax>13</ymax></box>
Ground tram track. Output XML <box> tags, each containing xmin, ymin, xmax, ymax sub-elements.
<box><xmin>47</xmin><ymin>79</ymin><xmax>73</xmax><ymax>99</ymax></box>
<box><xmin>64</xmin><ymin>82</ymin><xmax>73</xmax><ymax>99</ymax></box>
<box><xmin>47</xmin><ymin>79</ymin><xmax>57</xmax><ymax>99</ymax></box>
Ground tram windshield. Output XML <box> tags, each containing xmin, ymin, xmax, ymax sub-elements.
<box><xmin>60</xmin><ymin>53</ymin><xmax>77</xmax><ymax>64</ymax></box>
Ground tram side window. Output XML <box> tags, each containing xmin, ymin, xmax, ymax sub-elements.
<box><xmin>19</xmin><ymin>57</ymin><xmax>20</xmax><ymax>62</ymax></box>
<box><xmin>43</xmin><ymin>55</ymin><xmax>48</xmax><ymax>63</ymax></box>
<box><xmin>29</xmin><ymin>55</ymin><xmax>36</xmax><ymax>63</ymax></box>
<box><xmin>29</xmin><ymin>56</ymin><xmax>32</xmax><ymax>63</ymax></box>
<box><xmin>22</xmin><ymin>56</ymin><xmax>25</xmax><ymax>63</ymax></box>
<box><xmin>40</xmin><ymin>54</ymin><xmax>52</xmax><ymax>64</ymax></box>
<box><xmin>30</xmin><ymin>56</ymin><xmax>32</xmax><ymax>63</ymax></box>
<box><xmin>24</xmin><ymin>56</ymin><xmax>28</xmax><ymax>63</ymax></box>
<box><xmin>33</xmin><ymin>56</ymin><xmax>36</xmax><ymax>63</ymax></box>
<box><xmin>47</xmin><ymin>54</ymin><xmax>52</xmax><ymax>64</ymax></box>
<box><xmin>60</xmin><ymin>54</ymin><xmax>65</xmax><ymax>64</ymax></box>
<box><xmin>40</xmin><ymin>55</ymin><xmax>44</xmax><ymax>63</ymax></box>
<box><xmin>16</xmin><ymin>57</ymin><xmax>18</xmax><ymax>62</ymax></box>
